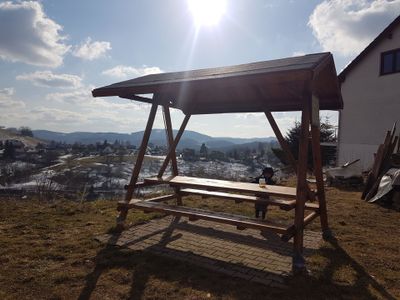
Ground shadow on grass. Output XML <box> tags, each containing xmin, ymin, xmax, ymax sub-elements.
<box><xmin>327</xmin><ymin>184</ymin><xmax>364</xmax><ymax>193</ymax></box>
<box><xmin>78</xmin><ymin>219</ymin><xmax>397</xmax><ymax>300</ymax></box>
<box><xmin>122</xmin><ymin>220</ymin><xmax>305</xmax><ymax>257</ymax></box>
<box><xmin>313</xmin><ymin>238</ymin><xmax>396</xmax><ymax>300</ymax></box>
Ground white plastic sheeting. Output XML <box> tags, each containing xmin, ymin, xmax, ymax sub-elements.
<box><xmin>369</xmin><ymin>168</ymin><xmax>400</xmax><ymax>203</ymax></box>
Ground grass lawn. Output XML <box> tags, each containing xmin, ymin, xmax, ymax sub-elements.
<box><xmin>0</xmin><ymin>182</ymin><xmax>399</xmax><ymax>299</ymax></box>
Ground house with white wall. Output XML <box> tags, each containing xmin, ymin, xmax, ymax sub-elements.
<box><xmin>337</xmin><ymin>15</ymin><xmax>400</xmax><ymax>171</ymax></box>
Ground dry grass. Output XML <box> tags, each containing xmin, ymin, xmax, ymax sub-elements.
<box><xmin>0</xmin><ymin>182</ymin><xmax>399</xmax><ymax>299</ymax></box>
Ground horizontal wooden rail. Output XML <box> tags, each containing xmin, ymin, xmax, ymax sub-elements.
<box><xmin>281</xmin><ymin>211</ymin><xmax>320</xmax><ymax>242</ymax></box>
<box><xmin>117</xmin><ymin>194</ymin><xmax>177</xmax><ymax>210</ymax></box>
<box><xmin>129</xmin><ymin>200</ymin><xmax>289</xmax><ymax>234</ymax></box>
<box><xmin>124</xmin><ymin>181</ymin><xmax>165</xmax><ymax>190</ymax></box>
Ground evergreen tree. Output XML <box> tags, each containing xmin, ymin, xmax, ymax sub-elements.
<box><xmin>3</xmin><ymin>141</ymin><xmax>16</xmax><ymax>159</ymax></box>
<box><xmin>19</xmin><ymin>126</ymin><xmax>34</xmax><ymax>137</ymax></box>
<box><xmin>271</xmin><ymin>118</ymin><xmax>336</xmax><ymax>167</ymax></box>
<box><xmin>199</xmin><ymin>143</ymin><xmax>208</xmax><ymax>158</ymax></box>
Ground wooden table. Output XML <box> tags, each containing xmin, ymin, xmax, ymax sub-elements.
<box><xmin>144</xmin><ymin>175</ymin><xmax>297</xmax><ymax>199</ymax></box>
<box><xmin>118</xmin><ymin>176</ymin><xmax>319</xmax><ymax>238</ymax></box>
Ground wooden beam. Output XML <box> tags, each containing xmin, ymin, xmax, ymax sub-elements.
<box><xmin>130</xmin><ymin>201</ymin><xmax>289</xmax><ymax>234</ymax></box>
<box><xmin>390</xmin><ymin>122</ymin><xmax>397</xmax><ymax>145</ymax></box>
<box><xmin>162</xmin><ymin>105</ymin><xmax>183</xmax><ymax>205</ymax></box>
<box><xmin>362</xmin><ymin>131</ymin><xmax>391</xmax><ymax>199</ymax></box>
<box><xmin>179</xmin><ymin>188</ymin><xmax>319</xmax><ymax>211</ymax></box>
<box><xmin>397</xmin><ymin>133</ymin><xmax>400</xmax><ymax>153</ymax></box>
<box><xmin>124</xmin><ymin>181</ymin><xmax>162</xmax><ymax>190</ymax></box>
<box><xmin>125</xmin><ymin>102</ymin><xmax>158</xmax><ymax>201</ymax></box>
<box><xmin>162</xmin><ymin>105</ymin><xmax>178</xmax><ymax>175</ymax></box>
<box><xmin>282</xmin><ymin>211</ymin><xmax>320</xmax><ymax>242</ymax></box>
<box><xmin>264</xmin><ymin>110</ymin><xmax>297</xmax><ymax>169</ymax></box>
<box><xmin>292</xmin><ymin>102</ymin><xmax>310</xmax><ymax>273</ymax></box>
<box><xmin>180</xmin><ymin>188</ymin><xmax>296</xmax><ymax>210</ymax></box>
<box><xmin>158</xmin><ymin>114</ymin><xmax>191</xmax><ymax>177</ymax></box>
<box><xmin>118</xmin><ymin>194</ymin><xmax>178</xmax><ymax>209</ymax></box>
<box><xmin>264</xmin><ymin>110</ymin><xmax>316</xmax><ymax>202</ymax></box>
<box><xmin>119</xmin><ymin>94</ymin><xmax>154</xmax><ymax>104</ymax></box>
<box><xmin>146</xmin><ymin>175</ymin><xmax>297</xmax><ymax>199</ymax></box>
<box><xmin>310</xmin><ymin>94</ymin><xmax>330</xmax><ymax>238</ymax></box>
<box><xmin>365</xmin><ymin>135</ymin><xmax>399</xmax><ymax>201</ymax></box>
<box><xmin>117</xmin><ymin>101</ymin><xmax>158</xmax><ymax>228</ymax></box>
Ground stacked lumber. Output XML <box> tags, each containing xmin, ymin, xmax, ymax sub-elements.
<box><xmin>362</xmin><ymin>123</ymin><xmax>399</xmax><ymax>201</ymax></box>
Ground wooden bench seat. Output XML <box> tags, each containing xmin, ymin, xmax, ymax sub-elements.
<box><xmin>180</xmin><ymin>188</ymin><xmax>295</xmax><ymax>210</ymax></box>
<box><xmin>179</xmin><ymin>188</ymin><xmax>319</xmax><ymax>211</ymax></box>
<box><xmin>126</xmin><ymin>199</ymin><xmax>289</xmax><ymax>234</ymax></box>
<box><xmin>145</xmin><ymin>175</ymin><xmax>297</xmax><ymax>199</ymax></box>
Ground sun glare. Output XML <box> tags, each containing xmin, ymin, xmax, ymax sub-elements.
<box><xmin>188</xmin><ymin>0</ymin><xmax>227</xmax><ymax>27</ymax></box>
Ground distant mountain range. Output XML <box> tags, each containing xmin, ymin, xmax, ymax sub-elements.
<box><xmin>32</xmin><ymin>129</ymin><xmax>276</xmax><ymax>151</ymax></box>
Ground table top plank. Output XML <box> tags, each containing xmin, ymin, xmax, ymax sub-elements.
<box><xmin>145</xmin><ymin>175</ymin><xmax>297</xmax><ymax>199</ymax></box>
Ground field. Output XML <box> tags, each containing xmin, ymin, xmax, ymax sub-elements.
<box><xmin>0</xmin><ymin>182</ymin><xmax>399</xmax><ymax>299</ymax></box>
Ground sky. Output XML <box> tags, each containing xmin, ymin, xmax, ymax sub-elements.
<box><xmin>0</xmin><ymin>0</ymin><xmax>399</xmax><ymax>138</ymax></box>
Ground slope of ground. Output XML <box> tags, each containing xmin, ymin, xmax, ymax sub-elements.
<box><xmin>0</xmin><ymin>183</ymin><xmax>398</xmax><ymax>299</ymax></box>
<box><xmin>0</xmin><ymin>128</ymin><xmax>45</xmax><ymax>147</ymax></box>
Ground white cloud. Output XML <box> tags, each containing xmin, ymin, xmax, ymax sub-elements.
<box><xmin>309</xmin><ymin>0</ymin><xmax>400</xmax><ymax>57</ymax></box>
<box><xmin>45</xmin><ymin>89</ymin><xmax>89</xmax><ymax>103</ymax></box>
<box><xmin>46</xmin><ymin>87</ymin><xmax>142</xmax><ymax>110</ymax></box>
<box><xmin>0</xmin><ymin>1</ymin><xmax>70</xmax><ymax>67</ymax></box>
<box><xmin>16</xmin><ymin>71</ymin><xmax>82</xmax><ymax>89</ymax></box>
<box><xmin>292</xmin><ymin>51</ymin><xmax>306</xmax><ymax>57</ymax></box>
<box><xmin>0</xmin><ymin>87</ymin><xmax>14</xmax><ymax>96</ymax></box>
<box><xmin>72</xmin><ymin>37</ymin><xmax>111</xmax><ymax>60</ymax></box>
<box><xmin>0</xmin><ymin>88</ymin><xmax>25</xmax><ymax>110</ymax></box>
<box><xmin>30</xmin><ymin>107</ymin><xmax>87</xmax><ymax>124</ymax></box>
<box><xmin>235</xmin><ymin>113</ymin><xmax>264</xmax><ymax>120</ymax></box>
<box><xmin>0</xmin><ymin>84</ymin><xmax>151</xmax><ymax>132</ymax></box>
<box><xmin>102</xmin><ymin>65</ymin><xmax>163</xmax><ymax>79</ymax></box>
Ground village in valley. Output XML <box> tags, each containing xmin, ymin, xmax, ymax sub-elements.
<box><xmin>0</xmin><ymin>125</ymin><xmax>286</xmax><ymax>200</ymax></box>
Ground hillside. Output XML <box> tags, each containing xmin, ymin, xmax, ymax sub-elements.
<box><xmin>33</xmin><ymin>129</ymin><xmax>276</xmax><ymax>150</ymax></box>
<box><xmin>0</xmin><ymin>184</ymin><xmax>398</xmax><ymax>299</ymax></box>
<box><xmin>0</xmin><ymin>128</ymin><xmax>45</xmax><ymax>147</ymax></box>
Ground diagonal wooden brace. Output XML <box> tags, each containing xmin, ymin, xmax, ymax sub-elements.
<box><xmin>116</xmin><ymin>101</ymin><xmax>158</xmax><ymax>229</ymax></box>
<box><xmin>158</xmin><ymin>114</ymin><xmax>191</xmax><ymax>178</ymax></box>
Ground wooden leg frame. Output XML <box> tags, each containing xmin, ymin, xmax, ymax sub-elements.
<box><xmin>118</xmin><ymin>93</ymin><xmax>330</xmax><ymax>275</ymax></box>
<box><xmin>264</xmin><ymin>95</ymin><xmax>331</xmax><ymax>273</ymax></box>
<box><xmin>162</xmin><ymin>105</ymin><xmax>182</xmax><ymax>205</ymax></box>
<box><xmin>117</xmin><ymin>98</ymin><xmax>191</xmax><ymax>229</ymax></box>
<box><xmin>116</xmin><ymin>102</ymin><xmax>158</xmax><ymax>230</ymax></box>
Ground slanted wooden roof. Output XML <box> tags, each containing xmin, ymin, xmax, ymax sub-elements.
<box><xmin>92</xmin><ymin>52</ymin><xmax>342</xmax><ymax>114</ymax></box>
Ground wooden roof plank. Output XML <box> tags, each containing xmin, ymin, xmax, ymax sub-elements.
<box><xmin>92</xmin><ymin>52</ymin><xmax>343</xmax><ymax>113</ymax></box>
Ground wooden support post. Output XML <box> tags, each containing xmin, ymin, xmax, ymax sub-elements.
<box><xmin>162</xmin><ymin>106</ymin><xmax>178</xmax><ymax>175</ymax></box>
<box><xmin>292</xmin><ymin>103</ymin><xmax>310</xmax><ymax>275</ymax></box>
<box><xmin>162</xmin><ymin>105</ymin><xmax>183</xmax><ymax>205</ymax></box>
<box><xmin>117</xmin><ymin>102</ymin><xmax>158</xmax><ymax>230</ymax></box>
<box><xmin>264</xmin><ymin>111</ymin><xmax>315</xmax><ymax>202</ymax></box>
<box><xmin>310</xmin><ymin>94</ymin><xmax>332</xmax><ymax>239</ymax></box>
<box><xmin>158</xmin><ymin>114</ymin><xmax>191</xmax><ymax>178</ymax></box>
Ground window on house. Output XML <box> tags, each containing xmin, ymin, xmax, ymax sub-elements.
<box><xmin>381</xmin><ymin>48</ymin><xmax>400</xmax><ymax>75</ymax></box>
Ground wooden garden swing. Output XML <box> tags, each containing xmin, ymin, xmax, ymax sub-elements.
<box><xmin>92</xmin><ymin>52</ymin><xmax>343</xmax><ymax>273</ymax></box>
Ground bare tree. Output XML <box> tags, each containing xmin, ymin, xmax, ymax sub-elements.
<box><xmin>35</xmin><ymin>171</ymin><xmax>60</xmax><ymax>201</ymax></box>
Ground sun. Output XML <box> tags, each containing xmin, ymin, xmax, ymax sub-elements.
<box><xmin>188</xmin><ymin>0</ymin><xmax>227</xmax><ymax>27</ymax></box>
